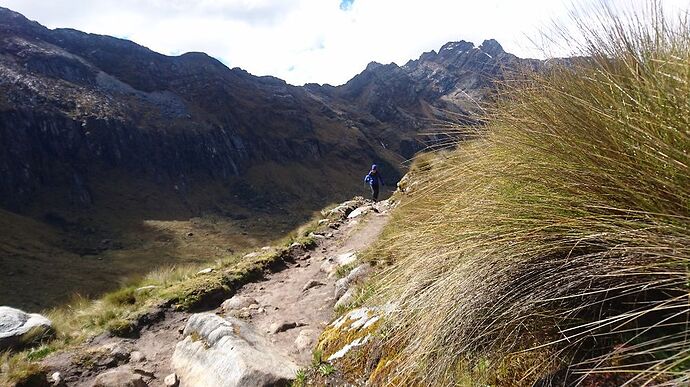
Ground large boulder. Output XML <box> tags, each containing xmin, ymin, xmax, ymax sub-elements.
<box><xmin>172</xmin><ymin>313</ymin><xmax>299</xmax><ymax>387</ymax></box>
<box><xmin>0</xmin><ymin>306</ymin><xmax>53</xmax><ymax>349</ymax></box>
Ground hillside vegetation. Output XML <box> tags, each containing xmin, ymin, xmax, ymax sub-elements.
<box><xmin>361</xmin><ymin>4</ymin><xmax>690</xmax><ymax>386</ymax></box>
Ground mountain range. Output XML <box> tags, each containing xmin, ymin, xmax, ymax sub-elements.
<box><xmin>0</xmin><ymin>6</ymin><xmax>543</xmax><ymax>308</ymax></box>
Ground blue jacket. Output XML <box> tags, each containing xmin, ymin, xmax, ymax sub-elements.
<box><xmin>364</xmin><ymin>170</ymin><xmax>384</xmax><ymax>186</ymax></box>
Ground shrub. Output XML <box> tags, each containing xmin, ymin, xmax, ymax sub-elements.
<box><xmin>370</xmin><ymin>3</ymin><xmax>690</xmax><ymax>385</ymax></box>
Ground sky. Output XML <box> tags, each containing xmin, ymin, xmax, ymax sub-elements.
<box><xmin>0</xmin><ymin>0</ymin><xmax>688</xmax><ymax>86</ymax></box>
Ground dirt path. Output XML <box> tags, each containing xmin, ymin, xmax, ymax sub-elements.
<box><xmin>234</xmin><ymin>203</ymin><xmax>390</xmax><ymax>365</ymax></box>
<box><xmin>46</xmin><ymin>200</ymin><xmax>391</xmax><ymax>386</ymax></box>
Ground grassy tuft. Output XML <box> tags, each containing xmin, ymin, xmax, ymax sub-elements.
<box><xmin>366</xmin><ymin>2</ymin><xmax>690</xmax><ymax>385</ymax></box>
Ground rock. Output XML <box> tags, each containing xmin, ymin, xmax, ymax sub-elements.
<box><xmin>186</xmin><ymin>232</ymin><xmax>194</xmax><ymax>237</ymax></box>
<box><xmin>308</xmin><ymin>232</ymin><xmax>325</xmax><ymax>239</ymax></box>
<box><xmin>243</xmin><ymin>252</ymin><xmax>260</xmax><ymax>259</ymax></box>
<box><xmin>172</xmin><ymin>313</ymin><xmax>299</xmax><ymax>387</ymax></box>
<box><xmin>336</xmin><ymin>264</ymin><xmax>372</xmax><ymax>299</ymax></box>
<box><xmin>108</xmin><ymin>342</ymin><xmax>133</xmax><ymax>363</ymax></box>
<box><xmin>317</xmin><ymin>219</ymin><xmax>329</xmax><ymax>225</ymax></box>
<box><xmin>129</xmin><ymin>351</ymin><xmax>146</xmax><ymax>363</ymax></box>
<box><xmin>334</xmin><ymin>278</ymin><xmax>349</xmax><ymax>300</ymax></box>
<box><xmin>261</xmin><ymin>246</ymin><xmax>272</xmax><ymax>251</ymax></box>
<box><xmin>221</xmin><ymin>296</ymin><xmax>258</xmax><ymax>312</ymax></box>
<box><xmin>269</xmin><ymin>321</ymin><xmax>300</xmax><ymax>334</ymax></box>
<box><xmin>335</xmin><ymin>252</ymin><xmax>357</xmax><ymax>266</ymax></box>
<box><xmin>91</xmin><ymin>366</ymin><xmax>147</xmax><ymax>387</ymax></box>
<box><xmin>0</xmin><ymin>306</ymin><xmax>53</xmax><ymax>349</ymax></box>
<box><xmin>347</xmin><ymin>205</ymin><xmax>373</xmax><ymax>219</ymax></box>
<box><xmin>325</xmin><ymin>233</ymin><xmax>334</xmax><ymax>238</ymax></box>
<box><xmin>289</xmin><ymin>242</ymin><xmax>301</xmax><ymax>248</ymax></box>
<box><xmin>334</xmin><ymin>288</ymin><xmax>356</xmax><ymax>310</ymax></box>
<box><xmin>294</xmin><ymin>330</ymin><xmax>314</xmax><ymax>351</ymax></box>
<box><xmin>347</xmin><ymin>264</ymin><xmax>372</xmax><ymax>283</ymax></box>
<box><xmin>51</xmin><ymin>371</ymin><xmax>64</xmax><ymax>386</ymax></box>
<box><xmin>196</xmin><ymin>268</ymin><xmax>213</xmax><ymax>275</ymax></box>
<box><xmin>135</xmin><ymin>286</ymin><xmax>158</xmax><ymax>293</ymax></box>
<box><xmin>302</xmin><ymin>280</ymin><xmax>324</xmax><ymax>292</ymax></box>
<box><xmin>320</xmin><ymin>261</ymin><xmax>336</xmax><ymax>275</ymax></box>
<box><xmin>164</xmin><ymin>373</ymin><xmax>179</xmax><ymax>387</ymax></box>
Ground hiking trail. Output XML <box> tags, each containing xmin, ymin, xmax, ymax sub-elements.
<box><xmin>43</xmin><ymin>199</ymin><xmax>392</xmax><ymax>386</ymax></box>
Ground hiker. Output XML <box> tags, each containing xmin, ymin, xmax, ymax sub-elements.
<box><xmin>364</xmin><ymin>164</ymin><xmax>384</xmax><ymax>201</ymax></box>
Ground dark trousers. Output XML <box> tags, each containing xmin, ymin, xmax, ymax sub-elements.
<box><xmin>370</xmin><ymin>184</ymin><xmax>380</xmax><ymax>201</ymax></box>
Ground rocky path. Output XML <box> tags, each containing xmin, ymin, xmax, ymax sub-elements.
<box><xmin>43</xmin><ymin>199</ymin><xmax>391</xmax><ymax>386</ymax></box>
<box><xmin>234</xmin><ymin>202</ymin><xmax>390</xmax><ymax>365</ymax></box>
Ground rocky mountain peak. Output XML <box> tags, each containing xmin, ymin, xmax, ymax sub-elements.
<box><xmin>365</xmin><ymin>61</ymin><xmax>384</xmax><ymax>71</ymax></box>
<box><xmin>479</xmin><ymin>39</ymin><xmax>505</xmax><ymax>58</ymax></box>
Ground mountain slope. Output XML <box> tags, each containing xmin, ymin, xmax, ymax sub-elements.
<box><xmin>0</xmin><ymin>6</ymin><xmax>543</xmax><ymax>309</ymax></box>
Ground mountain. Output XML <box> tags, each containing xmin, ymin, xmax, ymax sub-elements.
<box><xmin>0</xmin><ymin>7</ymin><xmax>543</xmax><ymax>309</ymax></box>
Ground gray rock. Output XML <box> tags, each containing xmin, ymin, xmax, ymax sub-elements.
<box><xmin>196</xmin><ymin>268</ymin><xmax>213</xmax><ymax>275</ymax></box>
<box><xmin>91</xmin><ymin>366</ymin><xmax>147</xmax><ymax>387</ymax></box>
<box><xmin>302</xmin><ymin>280</ymin><xmax>324</xmax><ymax>292</ymax></box>
<box><xmin>220</xmin><ymin>295</ymin><xmax>258</xmax><ymax>312</ymax></box>
<box><xmin>164</xmin><ymin>373</ymin><xmax>179</xmax><ymax>387</ymax></box>
<box><xmin>335</xmin><ymin>264</ymin><xmax>372</xmax><ymax>299</ymax></box>
<box><xmin>335</xmin><ymin>288</ymin><xmax>356</xmax><ymax>310</ymax></box>
<box><xmin>0</xmin><ymin>306</ymin><xmax>53</xmax><ymax>349</ymax></box>
<box><xmin>347</xmin><ymin>205</ymin><xmax>373</xmax><ymax>219</ymax></box>
<box><xmin>129</xmin><ymin>351</ymin><xmax>146</xmax><ymax>363</ymax></box>
<box><xmin>51</xmin><ymin>371</ymin><xmax>65</xmax><ymax>386</ymax></box>
<box><xmin>172</xmin><ymin>313</ymin><xmax>299</xmax><ymax>387</ymax></box>
<box><xmin>334</xmin><ymin>277</ymin><xmax>350</xmax><ymax>300</ymax></box>
<box><xmin>269</xmin><ymin>321</ymin><xmax>301</xmax><ymax>334</ymax></box>
<box><xmin>294</xmin><ymin>330</ymin><xmax>314</xmax><ymax>351</ymax></box>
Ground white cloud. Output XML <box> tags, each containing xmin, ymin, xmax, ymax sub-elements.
<box><xmin>0</xmin><ymin>0</ymin><xmax>688</xmax><ymax>85</ymax></box>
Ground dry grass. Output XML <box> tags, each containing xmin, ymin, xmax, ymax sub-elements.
<box><xmin>367</xmin><ymin>2</ymin><xmax>690</xmax><ymax>386</ymax></box>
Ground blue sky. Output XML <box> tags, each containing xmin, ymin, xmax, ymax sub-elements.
<box><xmin>0</xmin><ymin>0</ymin><xmax>688</xmax><ymax>85</ymax></box>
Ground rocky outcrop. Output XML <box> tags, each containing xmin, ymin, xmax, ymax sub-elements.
<box><xmin>0</xmin><ymin>306</ymin><xmax>53</xmax><ymax>349</ymax></box>
<box><xmin>171</xmin><ymin>313</ymin><xmax>299</xmax><ymax>387</ymax></box>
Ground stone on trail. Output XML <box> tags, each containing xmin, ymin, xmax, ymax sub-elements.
<box><xmin>221</xmin><ymin>295</ymin><xmax>258</xmax><ymax>312</ymax></box>
<box><xmin>269</xmin><ymin>320</ymin><xmax>302</xmax><ymax>334</ymax></box>
<box><xmin>0</xmin><ymin>306</ymin><xmax>53</xmax><ymax>350</ymax></box>
<box><xmin>302</xmin><ymin>280</ymin><xmax>324</xmax><ymax>292</ymax></box>
<box><xmin>164</xmin><ymin>373</ymin><xmax>179</xmax><ymax>387</ymax></box>
<box><xmin>91</xmin><ymin>366</ymin><xmax>148</xmax><ymax>387</ymax></box>
<box><xmin>172</xmin><ymin>313</ymin><xmax>299</xmax><ymax>387</ymax></box>
<box><xmin>294</xmin><ymin>330</ymin><xmax>315</xmax><ymax>351</ymax></box>
<box><xmin>129</xmin><ymin>351</ymin><xmax>146</xmax><ymax>363</ymax></box>
<box><xmin>347</xmin><ymin>205</ymin><xmax>373</xmax><ymax>219</ymax></box>
<box><xmin>335</xmin><ymin>252</ymin><xmax>357</xmax><ymax>266</ymax></box>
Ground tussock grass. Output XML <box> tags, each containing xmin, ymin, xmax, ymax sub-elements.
<box><xmin>370</xmin><ymin>3</ymin><xmax>690</xmax><ymax>385</ymax></box>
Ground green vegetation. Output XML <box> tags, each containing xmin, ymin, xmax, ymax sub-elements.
<box><xmin>0</xmin><ymin>213</ymin><xmax>328</xmax><ymax>386</ymax></box>
<box><xmin>363</xmin><ymin>4</ymin><xmax>690</xmax><ymax>386</ymax></box>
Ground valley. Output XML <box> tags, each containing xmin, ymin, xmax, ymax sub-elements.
<box><xmin>0</xmin><ymin>6</ymin><xmax>528</xmax><ymax>310</ymax></box>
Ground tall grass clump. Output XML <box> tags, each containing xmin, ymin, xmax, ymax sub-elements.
<box><xmin>370</xmin><ymin>3</ymin><xmax>689</xmax><ymax>385</ymax></box>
